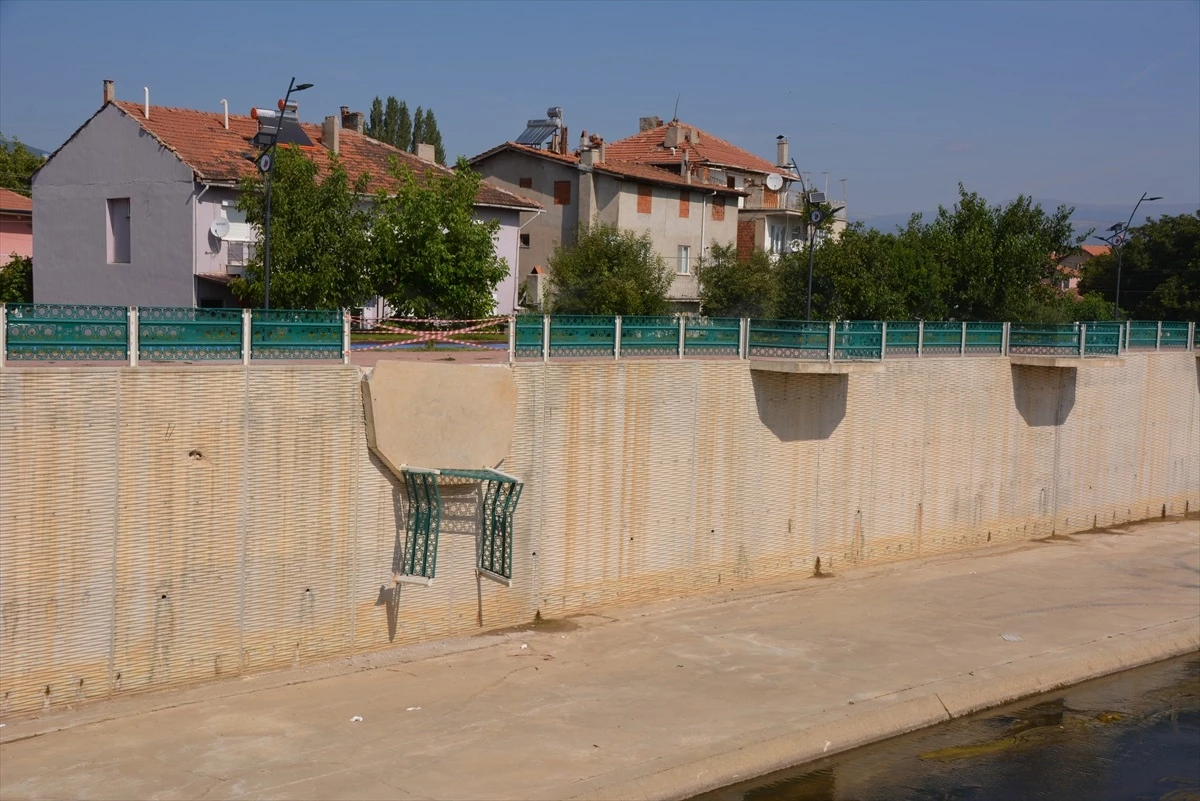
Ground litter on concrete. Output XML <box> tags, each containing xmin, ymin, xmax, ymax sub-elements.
<box><xmin>406</xmin><ymin>707</ymin><xmax>421</xmax><ymax>711</ymax></box>
<box><xmin>350</xmin><ymin>715</ymin><xmax>363</xmax><ymax>722</ymax></box>
<box><xmin>1000</xmin><ymin>633</ymin><xmax>1024</xmax><ymax>642</ymax></box>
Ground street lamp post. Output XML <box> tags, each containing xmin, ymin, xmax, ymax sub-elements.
<box><xmin>1096</xmin><ymin>192</ymin><xmax>1161</xmax><ymax>321</ymax></box>
<box><xmin>256</xmin><ymin>78</ymin><xmax>313</xmax><ymax>310</ymax></box>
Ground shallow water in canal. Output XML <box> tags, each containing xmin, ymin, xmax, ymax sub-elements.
<box><xmin>692</xmin><ymin>654</ymin><xmax>1200</xmax><ymax>801</ymax></box>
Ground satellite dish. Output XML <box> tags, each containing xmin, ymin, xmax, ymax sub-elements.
<box><xmin>765</xmin><ymin>173</ymin><xmax>784</xmax><ymax>191</ymax></box>
<box><xmin>209</xmin><ymin>217</ymin><xmax>231</xmax><ymax>239</ymax></box>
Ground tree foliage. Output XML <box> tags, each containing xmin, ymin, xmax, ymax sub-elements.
<box><xmin>1078</xmin><ymin>211</ymin><xmax>1200</xmax><ymax>321</ymax></box>
<box><xmin>547</xmin><ymin>223</ymin><xmax>672</xmax><ymax>315</ymax></box>
<box><xmin>364</xmin><ymin>96</ymin><xmax>426</xmax><ymax>160</ymax></box>
<box><xmin>699</xmin><ymin>243</ymin><xmax>779</xmax><ymax>318</ymax></box>
<box><xmin>0</xmin><ymin>133</ymin><xmax>43</xmax><ymax>195</ymax></box>
<box><xmin>777</xmin><ymin>186</ymin><xmax>1086</xmax><ymax>322</ymax></box>
<box><xmin>371</xmin><ymin>157</ymin><xmax>507</xmax><ymax>319</ymax></box>
<box><xmin>230</xmin><ymin>146</ymin><xmax>377</xmax><ymax>309</ymax></box>
<box><xmin>0</xmin><ymin>253</ymin><xmax>32</xmax><ymax>303</ymax></box>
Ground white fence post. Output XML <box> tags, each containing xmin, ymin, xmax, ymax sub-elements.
<box><xmin>614</xmin><ymin>316</ymin><xmax>622</xmax><ymax>361</ymax></box>
<box><xmin>960</xmin><ymin>321</ymin><xmax>967</xmax><ymax>356</ymax></box>
<box><xmin>507</xmin><ymin>315</ymin><xmax>516</xmax><ymax>365</ymax></box>
<box><xmin>739</xmin><ymin>317</ymin><xmax>749</xmax><ymax>360</ymax></box>
<box><xmin>0</xmin><ymin>302</ymin><xmax>6</xmax><ymax>370</ymax></box>
<box><xmin>1080</xmin><ymin>323</ymin><xmax>1087</xmax><ymax>357</ymax></box>
<box><xmin>827</xmin><ymin>321</ymin><xmax>836</xmax><ymax>363</ymax></box>
<box><xmin>342</xmin><ymin>309</ymin><xmax>351</xmax><ymax>365</ymax></box>
<box><xmin>917</xmin><ymin>320</ymin><xmax>924</xmax><ymax>358</ymax></box>
<box><xmin>128</xmin><ymin>306</ymin><xmax>139</xmax><ymax>367</ymax></box>
<box><xmin>242</xmin><ymin>308</ymin><xmax>252</xmax><ymax>365</ymax></box>
<box><xmin>1189</xmin><ymin>321</ymin><xmax>1196</xmax><ymax>351</ymax></box>
<box><xmin>678</xmin><ymin>316</ymin><xmax>685</xmax><ymax>359</ymax></box>
<box><xmin>542</xmin><ymin>315</ymin><xmax>550</xmax><ymax>363</ymax></box>
<box><xmin>1155</xmin><ymin>321</ymin><xmax>1162</xmax><ymax>350</ymax></box>
<box><xmin>880</xmin><ymin>321</ymin><xmax>888</xmax><ymax>361</ymax></box>
<box><xmin>1002</xmin><ymin>322</ymin><xmax>1010</xmax><ymax>356</ymax></box>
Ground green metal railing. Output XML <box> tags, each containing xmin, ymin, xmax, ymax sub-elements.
<box><xmin>749</xmin><ymin>319</ymin><xmax>830</xmax><ymax>359</ymax></box>
<box><xmin>514</xmin><ymin>314</ymin><xmax>545</xmax><ymax>359</ymax></box>
<box><xmin>1127</xmin><ymin>321</ymin><xmax>1160</xmax><ymax>350</ymax></box>
<box><xmin>1009</xmin><ymin>324</ymin><xmax>1083</xmax><ymax>355</ymax></box>
<box><xmin>1160</xmin><ymin>321</ymin><xmax>1190</xmax><ymax>349</ymax></box>
<box><xmin>400</xmin><ymin>468</ymin><xmax>442</xmax><ymax>580</ymax></box>
<box><xmin>621</xmin><ymin>316</ymin><xmax>678</xmax><ymax>356</ymax></box>
<box><xmin>549</xmin><ymin>315</ymin><xmax>617</xmax><ymax>357</ymax></box>
<box><xmin>684</xmin><ymin>317</ymin><xmax>740</xmax><ymax>357</ymax></box>
<box><xmin>251</xmin><ymin>309</ymin><xmax>342</xmax><ymax>360</ymax></box>
<box><xmin>1</xmin><ymin>303</ymin><xmax>347</xmax><ymax>364</ymax></box>
<box><xmin>139</xmin><ymin>307</ymin><xmax>242</xmax><ymax>361</ymax></box>
<box><xmin>4</xmin><ymin>303</ymin><xmax>128</xmax><ymax>361</ymax></box>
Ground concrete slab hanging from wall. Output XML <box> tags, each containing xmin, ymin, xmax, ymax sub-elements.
<box><xmin>362</xmin><ymin>362</ymin><xmax>517</xmax><ymax>473</ymax></box>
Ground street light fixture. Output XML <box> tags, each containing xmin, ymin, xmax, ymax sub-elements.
<box><xmin>1094</xmin><ymin>192</ymin><xmax>1161</xmax><ymax>321</ymax></box>
<box><xmin>256</xmin><ymin>77</ymin><xmax>313</xmax><ymax>310</ymax></box>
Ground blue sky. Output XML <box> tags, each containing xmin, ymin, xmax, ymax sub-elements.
<box><xmin>1</xmin><ymin>0</ymin><xmax>1197</xmax><ymax>218</ymax></box>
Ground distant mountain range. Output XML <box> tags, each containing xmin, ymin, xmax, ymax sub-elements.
<box><xmin>852</xmin><ymin>199</ymin><xmax>1199</xmax><ymax>240</ymax></box>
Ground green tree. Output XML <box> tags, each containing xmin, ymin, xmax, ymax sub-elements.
<box><xmin>395</xmin><ymin>102</ymin><xmax>413</xmax><ymax>153</ymax></box>
<box><xmin>925</xmin><ymin>185</ymin><xmax>1081</xmax><ymax>320</ymax></box>
<box><xmin>411</xmin><ymin>107</ymin><xmax>425</xmax><ymax>154</ymax></box>
<box><xmin>1078</xmin><ymin>211</ymin><xmax>1200</xmax><ymax>321</ymax></box>
<box><xmin>229</xmin><ymin>146</ymin><xmax>376</xmax><ymax>310</ymax></box>
<box><xmin>370</xmin><ymin>157</ymin><xmax>507</xmax><ymax>319</ymax></box>
<box><xmin>0</xmin><ymin>253</ymin><xmax>32</xmax><ymax>303</ymax></box>
<box><xmin>699</xmin><ymin>243</ymin><xmax>779</xmax><ymax>317</ymax></box>
<box><xmin>419</xmin><ymin>110</ymin><xmax>446</xmax><ymax>165</ymax></box>
<box><xmin>0</xmin><ymin>133</ymin><xmax>44</xmax><ymax>195</ymax></box>
<box><xmin>366</xmin><ymin>97</ymin><xmax>384</xmax><ymax>141</ymax></box>
<box><xmin>547</xmin><ymin>222</ymin><xmax>672</xmax><ymax>315</ymax></box>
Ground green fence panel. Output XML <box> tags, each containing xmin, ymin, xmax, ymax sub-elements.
<box><xmin>1083</xmin><ymin>322</ymin><xmax>1121</xmax><ymax>355</ymax></box>
<box><xmin>440</xmin><ymin>468</ymin><xmax>523</xmax><ymax>584</ymax></box>
<box><xmin>920</xmin><ymin>321</ymin><xmax>963</xmax><ymax>354</ymax></box>
<box><xmin>884</xmin><ymin>321</ymin><xmax>920</xmax><ymax>355</ymax></box>
<box><xmin>514</xmin><ymin>315</ymin><xmax>544</xmax><ymax>358</ymax></box>
<box><xmin>621</xmin><ymin>316</ymin><xmax>678</xmax><ymax>356</ymax></box>
<box><xmin>139</xmin><ymin>307</ymin><xmax>242</xmax><ymax>361</ymax></box>
<box><xmin>748</xmin><ymin>319</ymin><xmax>830</xmax><ymax>359</ymax></box>
<box><xmin>964</xmin><ymin>322</ymin><xmax>1004</xmax><ymax>354</ymax></box>
<box><xmin>834</xmin><ymin>321</ymin><xmax>883</xmax><ymax>361</ymax></box>
<box><xmin>684</xmin><ymin>317</ymin><xmax>740</xmax><ymax>356</ymax></box>
<box><xmin>1126</xmin><ymin>321</ymin><xmax>1158</xmax><ymax>350</ymax></box>
<box><xmin>250</xmin><ymin>309</ymin><xmax>341</xmax><ymax>360</ymax></box>
<box><xmin>400</xmin><ymin>469</ymin><xmax>441</xmax><ymax>580</ymax></box>
<box><xmin>1009</xmin><ymin>323</ymin><xmax>1080</xmax><ymax>355</ymax></box>
<box><xmin>4</xmin><ymin>303</ymin><xmax>128</xmax><ymax>361</ymax></box>
<box><xmin>1159</xmin><ymin>322</ymin><xmax>1190</xmax><ymax>349</ymax></box>
<box><xmin>549</xmin><ymin>315</ymin><xmax>616</xmax><ymax>357</ymax></box>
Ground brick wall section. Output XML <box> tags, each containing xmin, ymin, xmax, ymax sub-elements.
<box><xmin>712</xmin><ymin>195</ymin><xmax>725</xmax><ymax>222</ymax></box>
<box><xmin>737</xmin><ymin>219</ymin><xmax>755</xmax><ymax>262</ymax></box>
<box><xmin>637</xmin><ymin>184</ymin><xmax>652</xmax><ymax>214</ymax></box>
<box><xmin>679</xmin><ymin>191</ymin><xmax>690</xmax><ymax>219</ymax></box>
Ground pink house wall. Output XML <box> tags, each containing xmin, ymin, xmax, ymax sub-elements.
<box><xmin>1</xmin><ymin>216</ymin><xmax>34</xmax><ymax>260</ymax></box>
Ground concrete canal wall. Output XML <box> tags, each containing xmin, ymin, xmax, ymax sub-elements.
<box><xmin>1</xmin><ymin>352</ymin><xmax>1197</xmax><ymax>716</ymax></box>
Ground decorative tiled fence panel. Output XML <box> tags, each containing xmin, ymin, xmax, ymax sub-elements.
<box><xmin>139</xmin><ymin>307</ymin><xmax>243</xmax><ymax>361</ymax></box>
<box><xmin>250</xmin><ymin>309</ymin><xmax>343</xmax><ymax>360</ymax></box>
<box><xmin>4</xmin><ymin>303</ymin><xmax>129</xmax><ymax>361</ymax></box>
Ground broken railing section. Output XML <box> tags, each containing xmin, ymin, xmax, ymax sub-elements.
<box><xmin>396</xmin><ymin>466</ymin><xmax>523</xmax><ymax>587</ymax></box>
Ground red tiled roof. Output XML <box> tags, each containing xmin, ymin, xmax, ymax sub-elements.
<box><xmin>109</xmin><ymin>101</ymin><xmax>540</xmax><ymax>210</ymax></box>
<box><xmin>604</xmin><ymin>121</ymin><xmax>789</xmax><ymax>177</ymax></box>
<box><xmin>0</xmin><ymin>187</ymin><xmax>33</xmax><ymax>213</ymax></box>
<box><xmin>470</xmin><ymin>142</ymin><xmax>743</xmax><ymax>195</ymax></box>
<box><xmin>1080</xmin><ymin>244</ymin><xmax>1111</xmax><ymax>257</ymax></box>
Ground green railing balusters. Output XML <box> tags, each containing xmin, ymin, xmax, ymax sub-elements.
<box><xmin>4</xmin><ymin>303</ymin><xmax>128</xmax><ymax>361</ymax></box>
<box><xmin>684</xmin><ymin>317</ymin><xmax>740</xmax><ymax>357</ymax></box>
<box><xmin>748</xmin><ymin>319</ymin><xmax>830</xmax><ymax>359</ymax></box>
<box><xmin>250</xmin><ymin>309</ymin><xmax>341</xmax><ymax>360</ymax></box>
<box><xmin>621</xmin><ymin>316</ymin><xmax>678</xmax><ymax>356</ymax></box>
<box><xmin>834</xmin><ymin>321</ymin><xmax>883</xmax><ymax>361</ymax></box>
<box><xmin>1159</xmin><ymin>321</ymin><xmax>1189</xmax><ymax>349</ymax></box>
<box><xmin>138</xmin><ymin>306</ymin><xmax>242</xmax><ymax>361</ymax></box>
<box><xmin>514</xmin><ymin>314</ymin><xmax>545</xmax><ymax>358</ymax></box>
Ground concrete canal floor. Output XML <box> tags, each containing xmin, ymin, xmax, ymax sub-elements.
<box><xmin>2</xmin><ymin>518</ymin><xmax>1197</xmax><ymax>801</ymax></box>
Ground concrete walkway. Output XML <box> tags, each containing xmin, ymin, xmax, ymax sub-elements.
<box><xmin>2</xmin><ymin>518</ymin><xmax>1197</xmax><ymax>801</ymax></box>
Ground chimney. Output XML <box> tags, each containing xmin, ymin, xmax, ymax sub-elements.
<box><xmin>103</xmin><ymin>79</ymin><xmax>115</xmax><ymax>104</ymax></box>
<box><xmin>323</xmin><ymin>116</ymin><xmax>340</xmax><ymax>155</ymax></box>
<box><xmin>580</xmin><ymin>145</ymin><xmax>599</xmax><ymax>168</ymax></box>
<box><xmin>663</xmin><ymin>125</ymin><xmax>683</xmax><ymax>149</ymax></box>
<box><xmin>579</xmin><ymin>130</ymin><xmax>587</xmax><ymax>151</ymax></box>
<box><xmin>416</xmin><ymin>143</ymin><xmax>435</xmax><ymax>162</ymax></box>
<box><xmin>639</xmin><ymin>115</ymin><xmax>662</xmax><ymax>132</ymax></box>
<box><xmin>559</xmin><ymin>125</ymin><xmax>568</xmax><ymax>155</ymax></box>
<box><xmin>340</xmin><ymin>107</ymin><xmax>364</xmax><ymax>134</ymax></box>
<box><xmin>776</xmin><ymin>135</ymin><xmax>789</xmax><ymax>168</ymax></box>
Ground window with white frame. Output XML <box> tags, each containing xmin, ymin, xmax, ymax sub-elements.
<box><xmin>677</xmin><ymin>245</ymin><xmax>690</xmax><ymax>275</ymax></box>
<box><xmin>769</xmin><ymin>223</ymin><xmax>785</xmax><ymax>254</ymax></box>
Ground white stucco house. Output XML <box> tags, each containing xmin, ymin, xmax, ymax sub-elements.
<box><xmin>31</xmin><ymin>81</ymin><xmax>540</xmax><ymax>314</ymax></box>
